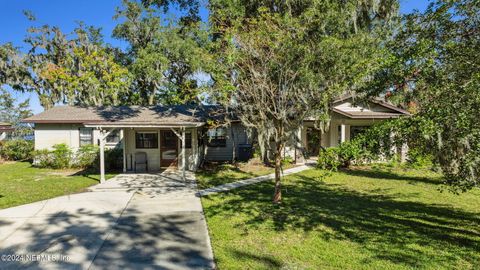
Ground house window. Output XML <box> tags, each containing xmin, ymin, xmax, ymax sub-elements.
<box><xmin>207</xmin><ymin>127</ymin><xmax>227</xmax><ymax>147</ymax></box>
<box><xmin>106</xmin><ymin>130</ymin><xmax>121</xmax><ymax>144</ymax></box>
<box><xmin>79</xmin><ymin>128</ymin><xmax>93</xmax><ymax>146</ymax></box>
<box><xmin>185</xmin><ymin>132</ymin><xmax>192</xmax><ymax>148</ymax></box>
<box><xmin>136</xmin><ymin>132</ymin><xmax>158</xmax><ymax>149</ymax></box>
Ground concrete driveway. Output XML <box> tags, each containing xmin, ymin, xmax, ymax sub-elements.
<box><xmin>0</xmin><ymin>170</ymin><xmax>214</xmax><ymax>270</ymax></box>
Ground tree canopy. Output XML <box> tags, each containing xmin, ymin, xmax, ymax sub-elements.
<box><xmin>207</xmin><ymin>1</ymin><xmax>400</xmax><ymax>202</ymax></box>
<box><xmin>113</xmin><ymin>0</ymin><xmax>210</xmax><ymax>105</ymax></box>
<box><xmin>365</xmin><ymin>0</ymin><xmax>480</xmax><ymax>191</ymax></box>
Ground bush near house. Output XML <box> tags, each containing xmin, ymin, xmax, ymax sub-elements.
<box><xmin>51</xmin><ymin>143</ymin><xmax>73</xmax><ymax>169</ymax></box>
<box><xmin>317</xmin><ymin>140</ymin><xmax>368</xmax><ymax>171</ymax></box>
<box><xmin>0</xmin><ymin>139</ymin><xmax>34</xmax><ymax>161</ymax></box>
<box><xmin>32</xmin><ymin>143</ymin><xmax>122</xmax><ymax>170</ymax></box>
<box><xmin>318</xmin><ymin>120</ymin><xmax>435</xmax><ymax>171</ymax></box>
<box><xmin>76</xmin><ymin>144</ymin><xmax>100</xmax><ymax>168</ymax></box>
<box><xmin>317</xmin><ymin>147</ymin><xmax>341</xmax><ymax>170</ymax></box>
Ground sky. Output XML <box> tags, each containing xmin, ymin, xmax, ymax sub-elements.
<box><xmin>0</xmin><ymin>0</ymin><xmax>431</xmax><ymax>114</ymax></box>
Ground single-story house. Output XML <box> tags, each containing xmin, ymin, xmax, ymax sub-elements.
<box><xmin>0</xmin><ymin>122</ymin><xmax>15</xmax><ymax>141</ymax></box>
<box><xmin>23</xmin><ymin>96</ymin><xmax>409</xmax><ymax>181</ymax></box>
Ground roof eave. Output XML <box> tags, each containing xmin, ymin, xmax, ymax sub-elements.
<box><xmin>83</xmin><ymin>122</ymin><xmax>206</xmax><ymax>128</ymax></box>
<box><xmin>331</xmin><ymin>108</ymin><xmax>405</xmax><ymax>119</ymax></box>
<box><xmin>22</xmin><ymin>119</ymin><xmax>104</xmax><ymax>124</ymax></box>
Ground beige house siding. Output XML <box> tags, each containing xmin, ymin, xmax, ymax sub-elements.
<box><xmin>34</xmin><ymin>125</ymin><xmax>201</xmax><ymax>171</ymax></box>
<box><xmin>34</xmin><ymin>123</ymin><xmax>110</xmax><ymax>150</ymax></box>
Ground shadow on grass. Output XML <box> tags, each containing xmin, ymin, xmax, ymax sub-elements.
<box><xmin>70</xmin><ymin>168</ymin><xmax>123</xmax><ymax>182</ymax></box>
<box><xmin>203</xmin><ymin>170</ymin><xmax>480</xmax><ymax>268</ymax></box>
<box><xmin>229</xmin><ymin>249</ymin><xmax>282</xmax><ymax>268</ymax></box>
<box><xmin>343</xmin><ymin>167</ymin><xmax>443</xmax><ymax>185</ymax></box>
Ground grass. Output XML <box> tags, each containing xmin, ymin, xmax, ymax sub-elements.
<box><xmin>201</xmin><ymin>164</ymin><xmax>480</xmax><ymax>269</ymax></box>
<box><xmin>0</xmin><ymin>161</ymin><xmax>116</xmax><ymax>209</ymax></box>
<box><xmin>196</xmin><ymin>159</ymin><xmax>296</xmax><ymax>189</ymax></box>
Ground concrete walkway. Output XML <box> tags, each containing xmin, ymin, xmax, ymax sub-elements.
<box><xmin>198</xmin><ymin>162</ymin><xmax>315</xmax><ymax>197</ymax></box>
<box><xmin>0</xmin><ymin>170</ymin><xmax>214</xmax><ymax>270</ymax></box>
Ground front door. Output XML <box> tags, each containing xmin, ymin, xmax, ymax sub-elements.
<box><xmin>306</xmin><ymin>128</ymin><xmax>321</xmax><ymax>157</ymax></box>
<box><xmin>160</xmin><ymin>130</ymin><xmax>178</xmax><ymax>167</ymax></box>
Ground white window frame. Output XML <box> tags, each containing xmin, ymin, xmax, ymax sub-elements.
<box><xmin>79</xmin><ymin>128</ymin><xmax>93</xmax><ymax>146</ymax></box>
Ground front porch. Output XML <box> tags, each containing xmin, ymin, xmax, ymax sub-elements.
<box><xmin>87</xmin><ymin>124</ymin><xmax>205</xmax><ymax>183</ymax></box>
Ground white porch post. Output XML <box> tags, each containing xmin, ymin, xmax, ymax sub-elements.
<box><xmin>121</xmin><ymin>129</ymin><xmax>126</xmax><ymax>173</ymax></box>
<box><xmin>181</xmin><ymin>127</ymin><xmax>186</xmax><ymax>181</ymax></box>
<box><xmin>99</xmin><ymin>130</ymin><xmax>106</xmax><ymax>183</ymax></box>
<box><xmin>340</xmin><ymin>124</ymin><xmax>346</xmax><ymax>143</ymax></box>
<box><xmin>98</xmin><ymin>128</ymin><xmax>116</xmax><ymax>183</ymax></box>
<box><xmin>170</xmin><ymin>127</ymin><xmax>187</xmax><ymax>181</ymax></box>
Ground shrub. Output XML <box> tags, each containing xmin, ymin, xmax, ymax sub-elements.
<box><xmin>32</xmin><ymin>144</ymin><xmax>124</xmax><ymax>170</ymax></box>
<box><xmin>337</xmin><ymin>140</ymin><xmax>365</xmax><ymax>167</ymax></box>
<box><xmin>32</xmin><ymin>149</ymin><xmax>53</xmax><ymax>168</ymax></box>
<box><xmin>76</xmin><ymin>144</ymin><xmax>99</xmax><ymax>168</ymax></box>
<box><xmin>318</xmin><ymin>139</ymin><xmax>369</xmax><ymax>170</ymax></box>
<box><xmin>0</xmin><ymin>139</ymin><xmax>34</xmax><ymax>161</ymax></box>
<box><xmin>317</xmin><ymin>147</ymin><xmax>341</xmax><ymax>171</ymax></box>
<box><xmin>282</xmin><ymin>156</ymin><xmax>294</xmax><ymax>166</ymax></box>
<box><xmin>91</xmin><ymin>147</ymin><xmax>123</xmax><ymax>171</ymax></box>
<box><xmin>407</xmin><ymin>147</ymin><xmax>434</xmax><ymax>169</ymax></box>
<box><xmin>50</xmin><ymin>143</ymin><xmax>73</xmax><ymax>169</ymax></box>
<box><xmin>33</xmin><ymin>145</ymin><xmax>74</xmax><ymax>169</ymax></box>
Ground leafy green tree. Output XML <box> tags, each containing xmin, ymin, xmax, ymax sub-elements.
<box><xmin>113</xmin><ymin>0</ymin><xmax>209</xmax><ymax>105</ymax></box>
<box><xmin>0</xmin><ymin>43</ymin><xmax>29</xmax><ymax>89</ymax></box>
<box><xmin>366</xmin><ymin>0</ymin><xmax>480</xmax><ymax>191</ymax></box>
<box><xmin>0</xmin><ymin>16</ymin><xmax>131</xmax><ymax>110</ymax></box>
<box><xmin>0</xmin><ymin>41</ymin><xmax>32</xmax><ymax>136</ymax></box>
<box><xmin>23</xmin><ymin>23</ymin><xmax>131</xmax><ymax>108</ymax></box>
<box><xmin>0</xmin><ymin>88</ymin><xmax>32</xmax><ymax>137</ymax></box>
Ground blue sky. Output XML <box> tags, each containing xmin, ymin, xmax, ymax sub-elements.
<box><xmin>0</xmin><ymin>0</ymin><xmax>430</xmax><ymax>114</ymax></box>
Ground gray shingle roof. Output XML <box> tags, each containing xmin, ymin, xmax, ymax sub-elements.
<box><xmin>24</xmin><ymin>105</ymin><xmax>223</xmax><ymax>126</ymax></box>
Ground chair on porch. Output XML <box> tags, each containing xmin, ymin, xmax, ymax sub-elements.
<box><xmin>134</xmin><ymin>152</ymin><xmax>148</xmax><ymax>172</ymax></box>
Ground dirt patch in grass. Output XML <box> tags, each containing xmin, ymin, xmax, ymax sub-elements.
<box><xmin>46</xmin><ymin>169</ymin><xmax>85</xmax><ymax>177</ymax></box>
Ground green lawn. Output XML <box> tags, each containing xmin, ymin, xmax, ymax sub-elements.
<box><xmin>0</xmin><ymin>162</ymin><xmax>116</xmax><ymax>209</ymax></box>
<box><xmin>201</xmin><ymin>165</ymin><xmax>480</xmax><ymax>269</ymax></box>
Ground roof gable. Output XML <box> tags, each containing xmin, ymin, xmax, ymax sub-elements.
<box><xmin>331</xmin><ymin>96</ymin><xmax>409</xmax><ymax>119</ymax></box>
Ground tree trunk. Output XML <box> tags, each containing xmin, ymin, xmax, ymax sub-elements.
<box><xmin>273</xmin><ymin>141</ymin><xmax>284</xmax><ymax>203</ymax></box>
<box><xmin>258</xmin><ymin>130</ymin><xmax>269</xmax><ymax>165</ymax></box>
<box><xmin>231</xmin><ymin>126</ymin><xmax>236</xmax><ymax>163</ymax></box>
<box><xmin>148</xmin><ymin>91</ymin><xmax>155</xmax><ymax>105</ymax></box>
